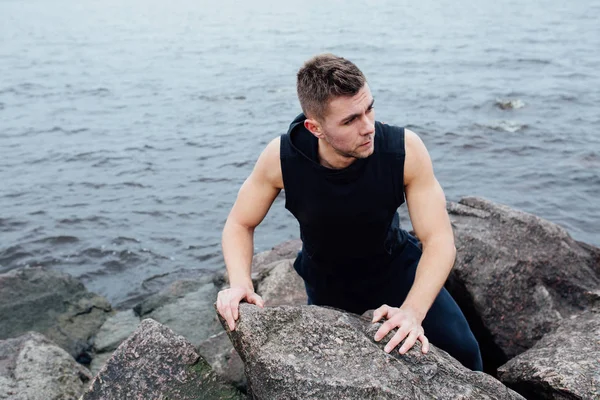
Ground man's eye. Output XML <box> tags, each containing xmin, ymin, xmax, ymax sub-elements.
<box><xmin>368</xmin><ymin>106</ymin><xmax>374</xmax><ymax>113</ymax></box>
<box><xmin>345</xmin><ymin>118</ymin><xmax>354</xmax><ymax>125</ymax></box>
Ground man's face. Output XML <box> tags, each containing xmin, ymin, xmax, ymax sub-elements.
<box><xmin>312</xmin><ymin>84</ymin><xmax>376</xmax><ymax>159</ymax></box>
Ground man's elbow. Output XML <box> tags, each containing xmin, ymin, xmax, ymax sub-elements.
<box><xmin>421</xmin><ymin>234</ymin><xmax>456</xmax><ymax>257</ymax></box>
<box><xmin>223</xmin><ymin>216</ymin><xmax>256</xmax><ymax>236</ymax></box>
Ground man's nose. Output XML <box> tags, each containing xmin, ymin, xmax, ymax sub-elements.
<box><xmin>359</xmin><ymin>114</ymin><xmax>375</xmax><ymax>136</ymax></box>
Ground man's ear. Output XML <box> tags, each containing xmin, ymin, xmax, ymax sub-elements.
<box><xmin>304</xmin><ymin>118</ymin><xmax>324</xmax><ymax>139</ymax></box>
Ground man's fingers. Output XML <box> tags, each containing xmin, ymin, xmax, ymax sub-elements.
<box><xmin>247</xmin><ymin>292</ymin><xmax>265</xmax><ymax>308</ymax></box>
<box><xmin>375</xmin><ymin>318</ymin><xmax>399</xmax><ymax>341</ymax></box>
<box><xmin>230</xmin><ymin>300</ymin><xmax>239</xmax><ymax>321</ymax></box>
<box><xmin>217</xmin><ymin>288</ymin><xmax>265</xmax><ymax>332</ymax></box>
<box><xmin>372</xmin><ymin>304</ymin><xmax>390</xmax><ymax>323</ymax></box>
<box><xmin>384</xmin><ymin>326</ymin><xmax>410</xmax><ymax>353</ymax></box>
<box><xmin>222</xmin><ymin>303</ymin><xmax>236</xmax><ymax>331</ymax></box>
<box><xmin>419</xmin><ymin>333</ymin><xmax>430</xmax><ymax>354</ymax></box>
<box><xmin>399</xmin><ymin>329</ymin><xmax>420</xmax><ymax>355</ymax></box>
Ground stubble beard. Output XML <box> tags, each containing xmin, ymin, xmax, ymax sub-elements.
<box><xmin>324</xmin><ymin>134</ymin><xmax>374</xmax><ymax>161</ymax></box>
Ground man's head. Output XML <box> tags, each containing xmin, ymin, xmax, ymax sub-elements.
<box><xmin>296</xmin><ymin>54</ymin><xmax>376</xmax><ymax>162</ymax></box>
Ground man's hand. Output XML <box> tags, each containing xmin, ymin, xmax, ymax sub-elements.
<box><xmin>372</xmin><ymin>304</ymin><xmax>430</xmax><ymax>355</ymax></box>
<box><xmin>216</xmin><ymin>286</ymin><xmax>264</xmax><ymax>331</ymax></box>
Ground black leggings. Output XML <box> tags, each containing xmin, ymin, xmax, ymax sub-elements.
<box><xmin>296</xmin><ymin>235</ymin><xmax>483</xmax><ymax>371</ymax></box>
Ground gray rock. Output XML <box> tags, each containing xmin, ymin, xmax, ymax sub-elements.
<box><xmin>135</xmin><ymin>277</ymin><xmax>222</xmax><ymax>347</ymax></box>
<box><xmin>198</xmin><ymin>331</ymin><xmax>246</xmax><ymax>391</ymax></box>
<box><xmin>221</xmin><ymin>239</ymin><xmax>303</xmax><ymax>288</ymax></box>
<box><xmin>220</xmin><ymin>303</ymin><xmax>524</xmax><ymax>400</ymax></box>
<box><xmin>89</xmin><ymin>309</ymin><xmax>141</xmax><ymax>377</ymax></box>
<box><xmin>0</xmin><ymin>332</ymin><xmax>92</xmax><ymax>400</ymax></box>
<box><xmin>256</xmin><ymin>259</ymin><xmax>308</xmax><ymax>306</ymax></box>
<box><xmin>0</xmin><ymin>267</ymin><xmax>113</xmax><ymax>360</ymax></box>
<box><xmin>200</xmin><ymin>259</ymin><xmax>306</xmax><ymax>392</ymax></box>
<box><xmin>134</xmin><ymin>275</ymin><xmax>214</xmax><ymax>316</ymax></box>
<box><xmin>446</xmin><ymin>197</ymin><xmax>600</xmax><ymax>369</ymax></box>
<box><xmin>87</xmin><ymin>310</ymin><xmax>140</xmax><ymax>378</ymax></box>
<box><xmin>251</xmin><ymin>239</ymin><xmax>302</xmax><ymax>272</ymax></box>
<box><xmin>89</xmin><ymin>351</ymin><xmax>112</xmax><ymax>377</ymax></box>
<box><xmin>497</xmin><ymin>309</ymin><xmax>600</xmax><ymax>399</ymax></box>
<box><xmin>495</xmin><ymin>98</ymin><xmax>525</xmax><ymax>110</ymax></box>
<box><xmin>93</xmin><ymin>310</ymin><xmax>140</xmax><ymax>353</ymax></box>
<box><xmin>81</xmin><ymin>319</ymin><xmax>242</xmax><ymax>400</ymax></box>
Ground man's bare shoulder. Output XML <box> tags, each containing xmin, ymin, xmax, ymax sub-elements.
<box><xmin>254</xmin><ymin>137</ymin><xmax>283</xmax><ymax>190</ymax></box>
<box><xmin>403</xmin><ymin>128</ymin><xmax>433</xmax><ymax>187</ymax></box>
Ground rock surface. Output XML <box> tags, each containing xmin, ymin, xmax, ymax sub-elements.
<box><xmin>201</xmin><ymin>257</ymin><xmax>307</xmax><ymax>392</ymax></box>
<box><xmin>198</xmin><ymin>331</ymin><xmax>246</xmax><ymax>391</ymax></box>
<box><xmin>0</xmin><ymin>267</ymin><xmax>113</xmax><ymax>360</ymax></box>
<box><xmin>134</xmin><ymin>275</ymin><xmax>222</xmax><ymax>346</ymax></box>
<box><xmin>90</xmin><ymin>309</ymin><xmax>140</xmax><ymax>375</ymax></box>
<box><xmin>446</xmin><ymin>197</ymin><xmax>600</xmax><ymax>370</ymax></box>
<box><xmin>497</xmin><ymin>308</ymin><xmax>600</xmax><ymax>399</ymax></box>
<box><xmin>203</xmin><ymin>253</ymin><xmax>306</xmax><ymax>393</ymax></box>
<box><xmin>256</xmin><ymin>259</ymin><xmax>307</xmax><ymax>306</ymax></box>
<box><xmin>220</xmin><ymin>303</ymin><xmax>525</xmax><ymax>400</ymax></box>
<box><xmin>89</xmin><ymin>351</ymin><xmax>112</xmax><ymax>377</ymax></box>
<box><xmin>251</xmin><ymin>239</ymin><xmax>302</xmax><ymax>272</ymax></box>
<box><xmin>93</xmin><ymin>309</ymin><xmax>140</xmax><ymax>353</ymax></box>
<box><xmin>81</xmin><ymin>318</ymin><xmax>243</xmax><ymax>400</ymax></box>
<box><xmin>222</xmin><ymin>239</ymin><xmax>303</xmax><ymax>288</ymax></box>
<box><xmin>0</xmin><ymin>332</ymin><xmax>92</xmax><ymax>400</ymax></box>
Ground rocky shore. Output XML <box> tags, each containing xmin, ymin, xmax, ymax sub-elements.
<box><xmin>1</xmin><ymin>197</ymin><xmax>598</xmax><ymax>399</ymax></box>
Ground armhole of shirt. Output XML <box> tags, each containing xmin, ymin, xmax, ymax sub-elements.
<box><xmin>387</xmin><ymin>125</ymin><xmax>406</xmax><ymax>207</ymax></box>
<box><xmin>397</xmin><ymin>127</ymin><xmax>406</xmax><ymax>206</ymax></box>
<box><xmin>280</xmin><ymin>133</ymin><xmax>293</xmax><ymax>211</ymax></box>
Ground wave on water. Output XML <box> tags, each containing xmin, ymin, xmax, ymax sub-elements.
<box><xmin>474</xmin><ymin>120</ymin><xmax>528</xmax><ymax>133</ymax></box>
<box><xmin>580</xmin><ymin>152</ymin><xmax>600</xmax><ymax>167</ymax></box>
<box><xmin>516</xmin><ymin>58</ymin><xmax>552</xmax><ymax>65</ymax></box>
<box><xmin>0</xmin><ymin>245</ymin><xmax>32</xmax><ymax>269</ymax></box>
<box><xmin>0</xmin><ymin>217</ymin><xmax>28</xmax><ymax>232</ymax></box>
<box><xmin>31</xmin><ymin>235</ymin><xmax>80</xmax><ymax>245</ymax></box>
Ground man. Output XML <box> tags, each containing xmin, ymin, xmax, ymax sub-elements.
<box><xmin>217</xmin><ymin>54</ymin><xmax>483</xmax><ymax>371</ymax></box>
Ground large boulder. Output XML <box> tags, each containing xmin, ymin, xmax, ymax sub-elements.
<box><xmin>497</xmin><ymin>308</ymin><xmax>600</xmax><ymax>399</ymax></box>
<box><xmin>219</xmin><ymin>303</ymin><xmax>524</xmax><ymax>399</ymax></box>
<box><xmin>0</xmin><ymin>332</ymin><xmax>92</xmax><ymax>400</ymax></box>
<box><xmin>446</xmin><ymin>197</ymin><xmax>600</xmax><ymax>370</ymax></box>
<box><xmin>0</xmin><ymin>267</ymin><xmax>113</xmax><ymax>361</ymax></box>
<box><xmin>134</xmin><ymin>275</ymin><xmax>222</xmax><ymax>346</ymax></box>
<box><xmin>81</xmin><ymin>319</ymin><xmax>243</xmax><ymax>400</ymax></box>
<box><xmin>201</xmin><ymin>258</ymin><xmax>307</xmax><ymax>393</ymax></box>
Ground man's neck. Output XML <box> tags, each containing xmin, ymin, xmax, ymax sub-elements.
<box><xmin>317</xmin><ymin>140</ymin><xmax>356</xmax><ymax>170</ymax></box>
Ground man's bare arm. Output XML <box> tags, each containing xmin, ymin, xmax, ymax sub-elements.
<box><xmin>373</xmin><ymin>128</ymin><xmax>454</xmax><ymax>355</ymax></box>
<box><xmin>218</xmin><ymin>137</ymin><xmax>283</xmax><ymax>329</ymax></box>
<box><xmin>401</xmin><ymin>128</ymin><xmax>456</xmax><ymax>319</ymax></box>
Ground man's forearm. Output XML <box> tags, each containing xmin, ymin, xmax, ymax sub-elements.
<box><xmin>222</xmin><ymin>219</ymin><xmax>255</xmax><ymax>290</ymax></box>
<box><xmin>401</xmin><ymin>236</ymin><xmax>456</xmax><ymax>322</ymax></box>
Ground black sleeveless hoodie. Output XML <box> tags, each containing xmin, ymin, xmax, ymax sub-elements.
<box><xmin>280</xmin><ymin>113</ymin><xmax>410</xmax><ymax>282</ymax></box>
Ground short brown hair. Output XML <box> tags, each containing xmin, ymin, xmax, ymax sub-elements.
<box><xmin>296</xmin><ymin>54</ymin><xmax>366</xmax><ymax>121</ymax></box>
